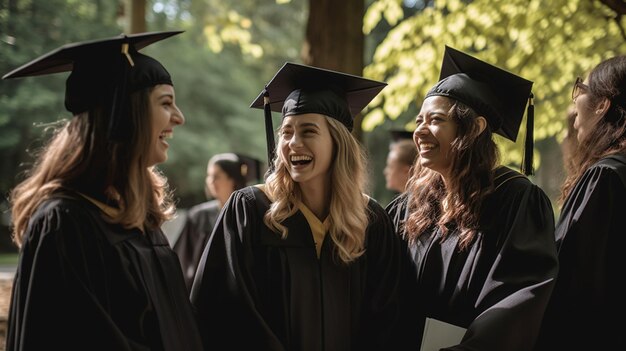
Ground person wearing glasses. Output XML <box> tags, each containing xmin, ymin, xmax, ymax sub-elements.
<box><xmin>534</xmin><ymin>56</ymin><xmax>626</xmax><ymax>350</ymax></box>
<box><xmin>387</xmin><ymin>46</ymin><xmax>558</xmax><ymax>350</ymax></box>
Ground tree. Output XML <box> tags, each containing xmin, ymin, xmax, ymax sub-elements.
<box><xmin>302</xmin><ymin>0</ymin><xmax>368</xmax><ymax>140</ymax></box>
<box><xmin>363</xmin><ymin>0</ymin><xmax>626</xmax><ymax>170</ymax></box>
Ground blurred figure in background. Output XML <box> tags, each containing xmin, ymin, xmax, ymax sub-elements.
<box><xmin>174</xmin><ymin>153</ymin><xmax>261</xmax><ymax>290</ymax></box>
<box><xmin>383</xmin><ymin>130</ymin><xmax>417</xmax><ymax>195</ymax></box>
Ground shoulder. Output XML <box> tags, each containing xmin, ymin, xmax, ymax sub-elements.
<box><xmin>31</xmin><ymin>194</ymin><xmax>99</xmax><ymax>225</ymax></box>
<box><xmin>493</xmin><ymin>166</ymin><xmax>532</xmax><ymax>191</ymax></box>
<box><xmin>587</xmin><ymin>154</ymin><xmax>626</xmax><ymax>184</ymax></box>
<box><xmin>187</xmin><ymin>200</ymin><xmax>221</xmax><ymax>216</ymax></box>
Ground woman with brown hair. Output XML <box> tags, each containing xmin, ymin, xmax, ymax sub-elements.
<box><xmin>535</xmin><ymin>55</ymin><xmax>626</xmax><ymax>350</ymax></box>
<box><xmin>3</xmin><ymin>31</ymin><xmax>203</xmax><ymax>350</ymax></box>
<box><xmin>387</xmin><ymin>47</ymin><xmax>558</xmax><ymax>350</ymax></box>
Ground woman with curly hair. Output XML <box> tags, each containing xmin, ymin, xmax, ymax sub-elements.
<box><xmin>3</xmin><ymin>31</ymin><xmax>203</xmax><ymax>350</ymax></box>
<box><xmin>387</xmin><ymin>47</ymin><xmax>558</xmax><ymax>350</ymax></box>
<box><xmin>191</xmin><ymin>63</ymin><xmax>402</xmax><ymax>351</ymax></box>
<box><xmin>535</xmin><ymin>55</ymin><xmax>626</xmax><ymax>350</ymax></box>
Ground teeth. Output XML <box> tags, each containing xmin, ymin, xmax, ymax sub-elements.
<box><xmin>291</xmin><ymin>155</ymin><xmax>312</xmax><ymax>162</ymax></box>
<box><xmin>419</xmin><ymin>143</ymin><xmax>435</xmax><ymax>149</ymax></box>
<box><xmin>160</xmin><ymin>131</ymin><xmax>173</xmax><ymax>139</ymax></box>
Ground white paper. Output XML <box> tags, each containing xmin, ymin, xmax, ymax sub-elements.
<box><xmin>420</xmin><ymin>317</ymin><xmax>467</xmax><ymax>351</ymax></box>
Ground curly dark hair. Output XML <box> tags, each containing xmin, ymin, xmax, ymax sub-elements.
<box><xmin>404</xmin><ymin>99</ymin><xmax>498</xmax><ymax>249</ymax></box>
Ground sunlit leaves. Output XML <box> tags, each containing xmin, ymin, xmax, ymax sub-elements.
<box><xmin>363</xmin><ymin>0</ymin><xmax>626</xmax><ymax>169</ymax></box>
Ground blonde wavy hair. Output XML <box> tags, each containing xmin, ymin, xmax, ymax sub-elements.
<box><xmin>10</xmin><ymin>88</ymin><xmax>175</xmax><ymax>247</ymax></box>
<box><xmin>263</xmin><ymin>116</ymin><xmax>369</xmax><ymax>263</ymax></box>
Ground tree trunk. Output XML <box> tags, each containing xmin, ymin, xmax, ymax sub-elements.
<box><xmin>125</xmin><ymin>0</ymin><xmax>146</xmax><ymax>33</ymax></box>
<box><xmin>302</xmin><ymin>0</ymin><xmax>366</xmax><ymax>141</ymax></box>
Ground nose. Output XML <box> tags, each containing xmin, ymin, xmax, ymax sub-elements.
<box><xmin>415</xmin><ymin>121</ymin><xmax>429</xmax><ymax>137</ymax></box>
<box><xmin>173</xmin><ymin>105</ymin><xmax>185</xmax><ymax>125</ymax></box>
<box><xmin>288</xmin><ymin>133</ymin><xmax>303</xmax><ymax>148</ymax></box>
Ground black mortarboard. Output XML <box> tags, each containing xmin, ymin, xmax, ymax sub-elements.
<box><xmin>3</xmin><ymin>30</ymin><xmax>183</xmax><ymax>141</ymax></box>
<box><xmin>426</xmin><ymin>46</ymin><xmax>535</xmax><ymax>175</ymax></box>
<box><xmin>390</xmin><ymin>129</ymin><xmax>414</xmax><ymax>142</ymax></box>
<box><xmin>250</xmin><ymin>62</ymin><xmax>387</xmax><ymax>169</ymax></box>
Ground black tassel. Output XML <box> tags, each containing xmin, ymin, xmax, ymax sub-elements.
<box><xmin>522</xmin><ymin>93</ymin><xmax>534</xmax><ymax>176</ymax></box>
<box><xmin>263</xmin><ymin>87</ymin><xmax>276</xmax><ymax>173</ymax></box>
<box><xmin>108</xmin><ymin>40</ymin><xmax>133</xmax><ymax>142</ymax></box>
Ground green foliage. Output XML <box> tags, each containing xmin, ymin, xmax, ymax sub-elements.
<box><xmin>363</xmin><ymin>0</ymin><xmax>626</xmax><ymax>169</ymax></box>
<box><xmin>1</xmin><ymin>0</ymin><xmax>307</xmax><ymax>209</ymax></box>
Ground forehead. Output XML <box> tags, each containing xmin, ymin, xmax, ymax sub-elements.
<box><xmin>419</xmin><ymin>95</ymin><xmax>454</xmax><ymax>113</ymax></box>
<box><xmin>282</xmin><ymin>113</ymin><xmax>328</xmax><ymax>127</ymax></box>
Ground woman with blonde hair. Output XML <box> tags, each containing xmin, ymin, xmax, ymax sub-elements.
<box><xmin>191</xmin><ymin>63</ymin><xmax>402</xmax><ymax>351</ymax></box>
<box><xmin>4</xmin><ymin>31</ymin><xmax>203</xmax><ymax>350</ymax></box>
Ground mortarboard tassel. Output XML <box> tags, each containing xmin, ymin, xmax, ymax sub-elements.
<box><xmin>108</xmin><ymin>41</ymin><xmax>134</xmax><ymax>142</ymax></box>
<box><xmin>263</xmin><ymin>88</ymin><xmax>276</xmax><ymax>172</ymax></box>
<box><xmin>522</xmin><ymin>93</ymin><xmax>534</xmax><ymax>176</ymax></box>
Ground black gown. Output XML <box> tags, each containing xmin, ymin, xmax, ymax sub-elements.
<box><xmin>190</xmin><ymin>186</ymin><xmax>402</xmax><ymax>351</ymax></box>
<box><xmin>173</xmin><ymin>199</ymin><xmax>221</xmax><ymax>290</ymax></box>
<box><xmin>535</xmin><ymin>154</ymin><xmax>626</xmax><ymax>350</ymax></box>
<box><xmin>6</xmin><ymin>194</ymin><xmax>203</xmax><ymax>351</ymax></box>
<box><xmin>386</xmin><ymin>167</ymin><xmax>558</xmax><ymax>351</ymax></box>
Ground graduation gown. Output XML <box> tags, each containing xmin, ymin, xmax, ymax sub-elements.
<box><xmin>6</xmin><ymin>194</ymin><xmax>203</xmax><ymax>351</ymax></box>
<box><xmin>190</xmin><ymin>186</ymin><xmax>402</xmax><ymax>351</ymax></box>
<box><xmin>534</xmin><ymin>154</ymin><xmax>626</xmax><ymax>350</ymax></box>
<box><xmin>173</xmin><ymin>200</ymin><xmax>221</xmax><ymax>290</ymax></box>
<box><xmin>386</xmin><ymin>167</ymin><xmax>558</xmax><ymax>351</ymax></box>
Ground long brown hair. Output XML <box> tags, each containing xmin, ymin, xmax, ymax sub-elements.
<box><xmin>404</xmin><ymin>100</ymin><xmax>498</xmax><ymax>249</ymax></box>
<box><xmin>10</xmin><ymin>87</ymin><xmax>175</xmax><ymax>246</ymax></box>
<box><xmin>264</xmin><ymin>116</ymin><xmax>369</xmax><ymax>263</ymax></box>
<box><xmin>560</xmin><ymin>55</ymin><xmax>626</xmax><ymax>203</ymax></box>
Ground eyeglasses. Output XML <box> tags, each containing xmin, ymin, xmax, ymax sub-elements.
<box><xmin>572</xmin><ymin>77</ymin><xmax>589</xmax><ymax>102</ymax></box>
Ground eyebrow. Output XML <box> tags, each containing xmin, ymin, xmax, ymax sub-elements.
<box><xmin>282</xmin><ymin>121</ymin><xmax>320</xmax><ymax>129</ymax></box>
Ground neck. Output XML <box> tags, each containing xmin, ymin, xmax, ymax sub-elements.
<box><xmin>298</xmin><ymin>181</ymin><xmax>330</xmax><ymax>220</ymax></box>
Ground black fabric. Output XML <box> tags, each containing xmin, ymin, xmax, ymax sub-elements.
<box><xmin>2</xmin><ymin>31</ymin><xmax>181</xmax><ymax>141</ymax></box>
<box><xmin>6</xmin><ymin>194</ymin><xmax>203</xmax><ymax>351</ymax></box>
<box><xmin>535</xmin><ymin>154</ymin><xmax>626</xmax><ymax>350</ymax></box>
<box><xmin>282</xmin><ymin>88</ymin><xmax>353</xmax><ymax>131</ymax></box>
<box><xmin>386</xmin><ymin>167</ymin><xmax>558</xmax><ymax>351</ymax></box>
<box><xmin>427</xmin><ymin>46</ymin><xmax>533</xmax><ymax>142</ymax></box>
<box><xmin>173</xmin><ymin>200</ymin><xmax>221</xmax><ymax>291</ymax></box>
<box><xmin>190</xmin><ymin>186</ymin><xmax>402</xmax><ymax>351</ymax></box>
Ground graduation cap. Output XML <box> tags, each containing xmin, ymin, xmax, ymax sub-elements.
<box><xmin>3</xmin><ymin>30</ymin><xmax>183</xmax><ymax>141</ymax></box>
<box><xmin>250</xmin><ymin>62</ymin><xmax>387</xmax><ymax>170</ymax></box>
<box><xmin>390</xmin><ymin>129</ymin><xmax>414</xmax><ymax>142</ymax></box>
<box><xmin>425</xmin><ymin>46</ymin><xmax>535</xmax><ymax>175</ymax></box>
<box><xmin>236</xmin><ymin>153</ymin><xmax>263</xmax><ymax>184</ymax></box>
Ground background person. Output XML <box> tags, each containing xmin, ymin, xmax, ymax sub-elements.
<box><xmin>173</xmin><ymin>152</ymin><xmax>261</xmax><ymax>290</ymax></box>
<box><xmin>383</xmin><ymin>130</ymin><xmax>417</xmax><ymax>194</ymax></box>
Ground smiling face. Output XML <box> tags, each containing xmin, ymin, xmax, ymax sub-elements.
<box><xmin>279</xmin><ymin>113</ymin><xmax>334</xmax><ymax>191</ymax></box>
<box><xmin>415</xmin><ymin>96</ymin><xmax>458</xmax><ymax>179</ymax></box>
<box><xmin>146</xmin><ymin>84</ymin><xmax>184</xmax><ymax>166</ymax></box>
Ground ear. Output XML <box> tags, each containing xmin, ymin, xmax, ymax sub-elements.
<box><xmin>475</xmin><ymin>116</ymin><xmax>487</xmax><ymax>135</ymax></box>
<box><xmin>595</xmin><ymin>97</ymin><xmax>611</xmax><ymax>116</ymax></box>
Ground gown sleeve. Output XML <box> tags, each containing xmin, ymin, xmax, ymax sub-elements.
<box><xmin>448</xmin><ymin>181</ymin><xmax>559</xmax><ymax>351</ymax></box>
<box><xmin>190</xmin><ymin>188</ymin><xmax>285</xmax><ymax>351</ymax></box>
<box><xmin>536</xmin><ymin>162</ymin><xmax>626</xmax><ymax>349</ymax></box>
<box><xmin>7</xmin><ymin>201</ymin><xmax>142</xmax><ymax>350</ymax></box>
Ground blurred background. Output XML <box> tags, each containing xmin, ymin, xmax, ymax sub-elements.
<box><xmin>2</xmin><ymin>0</ymin><xmax>626</xmax><ymax>255</ymax></box>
